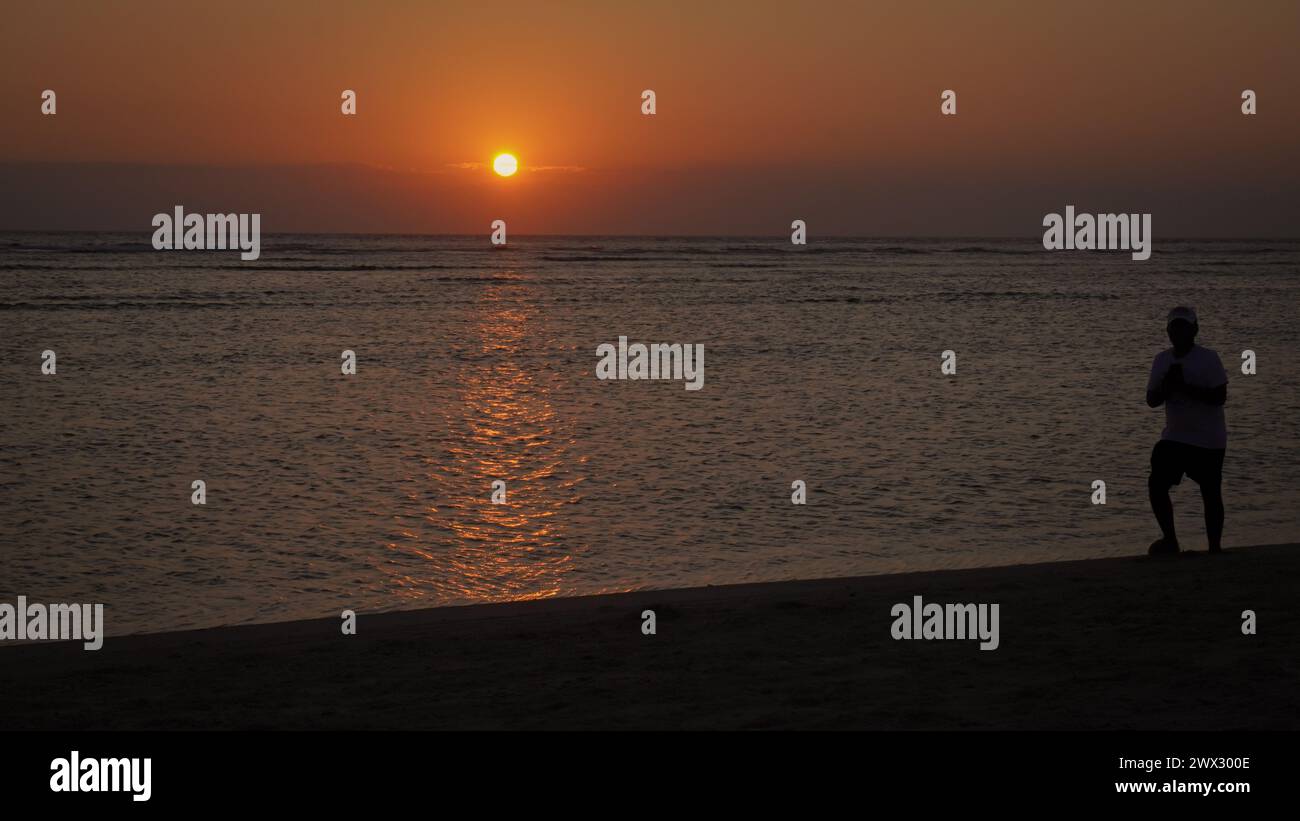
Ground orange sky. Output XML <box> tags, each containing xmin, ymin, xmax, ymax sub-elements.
<box><xmin>3</xmin><ymin>1</ymin><xmax>1298</xmax><ymax>234</ymax></box>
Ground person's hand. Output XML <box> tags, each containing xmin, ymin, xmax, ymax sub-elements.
<box><xmin>1163</xmin><ymin>363</ymin><xmax>1185</xmax><ymax>390</ymax></box>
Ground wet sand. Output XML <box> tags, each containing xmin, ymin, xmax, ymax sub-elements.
<box><xmin>1</xmin><ymin>544</ymin><xmax>1296</xmax><ymax>730</ymax></box>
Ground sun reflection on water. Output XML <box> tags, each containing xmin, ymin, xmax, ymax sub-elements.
<box><xmin>384</xmin><ymin>280</ymin><xmax>584</xmax><ymax>604</ymax></box>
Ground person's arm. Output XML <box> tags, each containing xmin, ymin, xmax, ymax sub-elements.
<box><xmin>1146</xmin><ymin>359</ymin><xmax>1173</xmax><ymax>407</ymax></box>
<box><xmin>1164</xmin><ymin>364</ymin><xmax>1228</xmax><ymax>406</ymax></box>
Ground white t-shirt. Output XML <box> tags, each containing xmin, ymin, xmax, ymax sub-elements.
<box><xmin>1146</xmin><ymin>345</ymin><xmax>1228</xmax><ymax>449</ymax></box>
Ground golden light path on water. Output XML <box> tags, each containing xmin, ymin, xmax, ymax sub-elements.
<box><xmin>382</xmin><ymin>278</ymin><xmax>587</xmax><ymax>605</ymax></box>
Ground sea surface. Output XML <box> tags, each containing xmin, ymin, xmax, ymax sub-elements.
<box><xmin>3</xmin><ymin>233</ymin><xmax>1298</xmax><ymax>635</ymax></box>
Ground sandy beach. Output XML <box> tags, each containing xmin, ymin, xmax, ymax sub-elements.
<box><xmin>1</xmin><ymin>544</ymin><xmax>1296</xmax><ymax>731</ymax></box>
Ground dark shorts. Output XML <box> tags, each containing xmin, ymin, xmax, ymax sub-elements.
<box><xmin>1150</xmin><ymin>439</ymin><xmax>1225</xmax><ymax>489</ymax></box>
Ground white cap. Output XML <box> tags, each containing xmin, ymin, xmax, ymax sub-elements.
<box><xmin>1166</xmin><ymin>306</ymin><xmax>1198</xmax><ymax>325</ymax></box>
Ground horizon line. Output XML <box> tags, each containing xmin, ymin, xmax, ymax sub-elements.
<box><xmin>4</xmin><ymin>229</ymin><xmax>1300</xmax><ymax>241</ymax></box>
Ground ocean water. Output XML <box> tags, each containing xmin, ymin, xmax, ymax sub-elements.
<box><xmin>2</xmin><ymin>233</ymin><xmax>1298</xmax><ymax>635</ymax></box>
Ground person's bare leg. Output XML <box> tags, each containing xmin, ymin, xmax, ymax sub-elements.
<box><xmin>1148</xmin><ymin>474</ymin><xmax>1178</xmax><ymax>547</ymax></box>
<box><xmin>1201</xmin><ymin>482</ymin><xmax>1224</xmax><ymax>553</ymax></box>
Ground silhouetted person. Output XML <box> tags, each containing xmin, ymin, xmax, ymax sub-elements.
<box><xmin>1145</xmin><ymin>307</ymin><xmax>1228</xmax><ymax>555</ymax></box>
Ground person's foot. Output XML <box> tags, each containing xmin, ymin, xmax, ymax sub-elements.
<box><xmin>1208</xmin><ymin>545</ymin><xmax>1223</xmax><ymax>554</ymax></box>
<box><xmin>1148</xmin><ymin>537</ymin><xmax>1181</xmax><ymax>556</ymax></box>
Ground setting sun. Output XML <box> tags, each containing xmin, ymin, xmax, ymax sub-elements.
<box><xmin>493</xmin><ymin>153</ymin><xmax>518</xmax><ymax>177</ymax></box>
